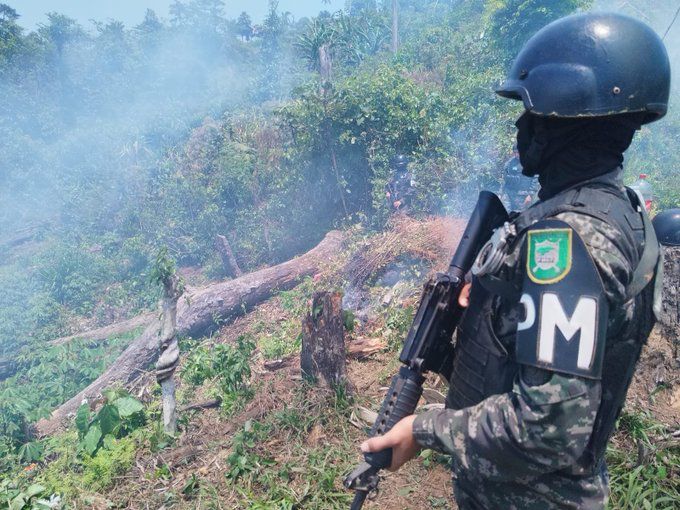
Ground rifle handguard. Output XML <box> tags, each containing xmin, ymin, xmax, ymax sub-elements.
<box><xmin>370</xmin><ymin>366</ymin><xmax>424</xmax><ymax>438</ymax></box>
<box><xmin>343</xmin><ymin>367</ymin><xmax>424</xmax><ymax>507</ymax></box>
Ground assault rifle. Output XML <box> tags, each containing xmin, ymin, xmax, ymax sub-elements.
<box><xmin>343</xmin><ymin>191</ymin><xmax>508</xmax><ymax>510</ymax></box>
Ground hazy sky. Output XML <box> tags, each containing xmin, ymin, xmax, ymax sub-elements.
<box><xmin>12</xmin><ymin>1</ymin><xmax>346</xmax><ymax>30</ymax></box>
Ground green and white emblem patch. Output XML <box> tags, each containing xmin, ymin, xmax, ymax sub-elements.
<box><xmin>526</xmin><ymin>228</ymin><xmax>572</xmax><ymax>284</ymax></box>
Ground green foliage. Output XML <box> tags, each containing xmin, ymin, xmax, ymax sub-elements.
<box><xmin>224</xmin><ymin>382</ymin><xmax>360</xmax><ymax>508</ymax></box>
<box><xmin>181</xmin><ymin>335</ymin><xmax>255</xmax><ymax>412</ymax></box>
<box><xmin>149</xmin><ymin>246</ymin><xmax>177</xmax><ymax>285</ymax></box>
<box><xmin>181</xmin><ymin>473</ymin><xmax>200</xmax><ymax>496</ymax></box>
<box><xmin>295</xmin><ymin>10</ymin><xmax>389</xmax><ymax>72</ymax></box>
<box><xmin>343</xmin><ymin>309</ymin><xmax>356</xmax><ymax>332</ymax></box>
<box><xmin>16</xmin><ymin>442</ymin><xmax>43</xmax><ymax>465</ymax></box>
<box><xmin>35</xmin><ymin>429</ymin><xmax>138</xmax><ymax>499</ymax></box>
<box><xmin>259</xmin><ymin>330</ymin><xmax>302</xmax><ymax>360</ymax></box>
<box><xmin>80</xmin><ymin>436</ymin><xmax>137</xmax><ymax>492</ymax></box>
<box><xmin>226</xmin><ymin>421</ymin><xmax>273</xmax><ymax>480</ymax></box>
<box><xmin>486</xmin><ymin>0</ymin><xmax>593</xmax><ymax>58</ymax></box>
<box><xmin>384</xmin><ymin>303</ymin><xmax>416</xmax><ymax>350</ymax></box>
<box><xmin>0</xmin><ymin>481</ymin><xmax>55</xmax><ymax>510</ymax></box>
<box><xmin>74</xmin><ymin>390</ymin><xmax>145</xmax><ymax>457</ymax></box>
<box><xmin>606</xmin><ymin>410</ymin><xmax>680</xmax><ymax>509</ymax></box>
<box><xmin>279</xmin><ymin>61</ymin><xmax>467</xmax><ymax>219</ymax></box>
<box><xmin>0</xmin><ymin>333</ymin><xmax>133</xmax><ymax>456</ymax></box>
<box><xmin>0</xmin><ymin>400</ymin><xmax>30</xmax><ymax>453</ymax></box>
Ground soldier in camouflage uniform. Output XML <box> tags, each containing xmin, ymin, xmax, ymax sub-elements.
<box><xmin>386</xmin><ymin>154</ymin><xmax>414</xmax><ymax>212</ymax></box>
<box><xmin>361</xmin><ymin>13</ymin><xmax>670</xmax><ymax>509</ymax></box>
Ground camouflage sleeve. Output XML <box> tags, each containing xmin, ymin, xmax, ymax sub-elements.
<box><xmin>412</xmin><ymin>369</ymin><xmax>601</xmax><ymax>480</ymax></box>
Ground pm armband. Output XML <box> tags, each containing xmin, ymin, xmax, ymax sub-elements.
<box><xmin>515</xmin><ymin>220</ymin><xmax>608</xmax><ymax>379</ymax></box>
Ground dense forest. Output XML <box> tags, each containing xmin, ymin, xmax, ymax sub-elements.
<box><xmin>0</xmin><ymin>1</ymin><xmax>678</xmax><ymax>509</ymax></box>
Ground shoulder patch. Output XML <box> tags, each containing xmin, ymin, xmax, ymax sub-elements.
<box><xmin>526</xmin><ymin>228</ymin><xmax>572</xmax><ymax>284</ymax></box>
<box><xmin>516</xmin><ymin>219</ymin><xmax>608</xmax><ymax>379</ymax></box>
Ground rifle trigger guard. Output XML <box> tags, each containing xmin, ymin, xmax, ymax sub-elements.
<box><xmin>472</xmin><ymin>221</ymin><xmax>516</xmax><ymax>277</ymax></box>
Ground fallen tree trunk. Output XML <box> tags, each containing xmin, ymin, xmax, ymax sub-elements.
<box><xmin>36</xmin><ymin>231</ymin><xmax>344</xmax><ymax>436</ymax></box>
<box><xmin>49</xmin><ymin>313</ymin><xmax>156</xmax><ymax>347</ymax></box>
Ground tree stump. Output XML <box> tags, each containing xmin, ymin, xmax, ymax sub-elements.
<box><xmin>215</xmin><ymin>234</ymin><xmax>243</xmax><ymax>278</ymax></box>
<box><xmin>301</xmin><ymin>291</ymin><xmax>349</xmax><ymax>388</ymax></box>
<box><xmin>659</xmin><ymin>246</ymin><xmax>680</xmax><ymax>358</ymax></box>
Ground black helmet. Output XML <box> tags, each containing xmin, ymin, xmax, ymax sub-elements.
<box><xmin>496</xmin><ymin>12</ymin><xmax>671</xmax><ymax>124</ymax></box>
<box><xmin>652</xmin><ymin>208</ymin><xmax>680</xmax><ymax>246</ymax></box>
<box><xmin>391</xmin><ymin>154</ymin><xmax>409</xmax><ymax>171</ymax></box>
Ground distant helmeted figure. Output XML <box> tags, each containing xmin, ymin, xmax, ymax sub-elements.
<box><xmin>652</xmin><ymin>208</ymin><xmax>680</xmax><ymax>351</ymax></box>
<box><xmin>385</xmin><ymin>154</ymin><xmax>415</xmax><ymax>212</ymax></box>
<box><xmin>502</xmin><ymin>146</ymin><xmax>539</xmax><ymax>211</ymax></box>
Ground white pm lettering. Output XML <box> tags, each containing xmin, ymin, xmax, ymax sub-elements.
<box><xmin>538</xmin><ymin>293</ymin><xmax>597</xmax><ymax>370</ymax></box>
<box><xmin>518</xmin><ymin>292</ymin><xmax>598</xmax><ymax>370</ymax></box>
<box><xmin>518</xmin><ymin>293</ymin><xmax>535</xmax><ymax>331</ymax></box>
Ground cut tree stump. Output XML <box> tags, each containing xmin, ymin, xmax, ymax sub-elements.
<box><xmin>300</xmin><ymin>291</ymin><xmax>349</xmax><ymax>388</ymax></box>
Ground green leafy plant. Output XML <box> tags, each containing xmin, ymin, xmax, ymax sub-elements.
<box><xmin>75</xmin><ymin>390</ymin><xmax>145</xmax><ymax>456</ymax></box>
<box><xmin>17</xmin><ymin>442</ymin><xmax>44</xmax><ymax>464</ymax></box>
<box><xmin>182</xmin><ymin>336</ymin><xmax>254</xmax><ymax>390</ymax></box>
<box><xmin>0</xmin><ymin>480</ymin><xmax>57</xmax><ymax>510</ymax></box>
<box><xmin>606</xmin><ymin>411</ymin><xmax>680</xmax><ymax>509</ymax></box>
<box><xmin>226</xmin><ymin>421</ymin><xmax>272</xmax><ymax>481</ymax></box>
<box><xmin>181</xmin><ymin>474</ymin><xmax>200</xmax><ymax>497</ymax></box>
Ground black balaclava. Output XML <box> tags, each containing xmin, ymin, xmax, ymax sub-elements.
<box><xmin>515</xmin><ymin>112</ymin><xmax>645</xmax><ymax>199</ymax></box>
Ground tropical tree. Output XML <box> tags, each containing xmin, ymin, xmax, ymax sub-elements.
<box><xmin>0</xmin><ymin>3</ymin><xmax>22</xmax><ymax>65</ymax></box>
<box><xmin>236</xmin><ymin>11</ymin><xmax>253</xmax><ymax>40</ymax></box>
<box><xmin>487</xmin><ymin>0</ymin><xmax>593</xmax><ymax>57</ymax></box>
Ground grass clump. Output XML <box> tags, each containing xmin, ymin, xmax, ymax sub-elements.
<box><xmin>606</xmin><ymin>410</ymin><xmax>680</xmax><ymax>510</ymax></box>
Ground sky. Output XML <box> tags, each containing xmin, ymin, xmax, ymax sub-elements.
<box><xmin>11</xmin><ymin>0</ymin><xmax>347</xmax><ymax>31</ymax></box>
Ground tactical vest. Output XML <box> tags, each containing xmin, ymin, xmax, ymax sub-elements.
<box><xmin>446</xmin><ymin>181</ymin><xmax>660</xmax><ymax>473</ymax></box>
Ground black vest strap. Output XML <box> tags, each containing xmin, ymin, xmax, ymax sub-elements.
<box><xmin>625</xmin><ymin>188</ymin><xmax>660</xmax><ymax>299</ymax></box>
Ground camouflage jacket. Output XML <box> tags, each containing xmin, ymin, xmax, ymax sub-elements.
<box><xmin>413</xmin><ymin>177</ymin><xmax>646</xmax><ymax>509</ymax></box>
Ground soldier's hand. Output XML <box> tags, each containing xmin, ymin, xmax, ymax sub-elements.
<box><xmin>458</xmin><ymin>282</ymin><xmax>472</xmax><ymax>308</ymax></box>
<box><xmin>360</xmin><ymin>415</ymin><xmax>419</xmax><ymax>472</ymax></box>
<box><xmin>393</xmin><ymin>200</ymin><xmax>402</xmax><ymax>209</ymax></box>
